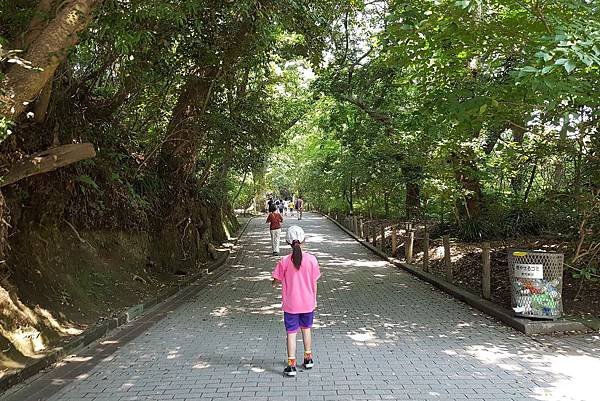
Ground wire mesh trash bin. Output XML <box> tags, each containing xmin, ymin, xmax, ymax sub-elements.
<box><xmin>508</xmin><ymin>250</ymin><xmax>564</xmax><ymax>319</ymax></box>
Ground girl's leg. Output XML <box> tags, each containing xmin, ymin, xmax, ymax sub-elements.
<box><xmin>301</xmin><ymin>328</ymin><xmax>314</xmax><ymax>368</ymax></box>
<box><xmin>286</xmin><ymin>332</ymin><xmax>297</xmax><ymax>360</ymax></box>
<box><xmin>302</xmin><ymin>329</ymin><xmax>312</xmax><ymax>351</ymax></box>
<box><xmin>283</xmin><ymin>332</ymin><xmax>298</xmax><ymax>376</ymax></box>
<box><xmin>301</xmin><ymin>328</ymin><xmax>312</xmax><ymax>351</ymax></box>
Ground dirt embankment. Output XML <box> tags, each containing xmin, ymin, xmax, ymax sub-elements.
<box><xmin>0</xmin><ymin>209</ymin><xmax>239</xmax><ymax>378</ymax></box>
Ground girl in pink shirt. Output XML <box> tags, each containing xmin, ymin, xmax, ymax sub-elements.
<box><xmin>272</xmin><ymin>225</ymin><xmax>321</xmax><ymax>377</ymax></box>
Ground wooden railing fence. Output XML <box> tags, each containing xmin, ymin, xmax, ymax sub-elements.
<box><xmin>327</xmin><ymin>212</ymin><xmax>493</xmax><ymax>300</ymax></box>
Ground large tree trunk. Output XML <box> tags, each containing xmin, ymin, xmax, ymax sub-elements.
<box><xmin>405</xmin><ymin>181</ymin><xmax>421</xmax><ymax>219</ymax></box>
<box><xmin>451</xmin><ymin>153</ymin><xmax>483</xmax><ymax>219</ymax></box>
<box><xmin>0</xmin><ymin>0</ymin><xmax>103</xmax><ymax>121</ymax></box>
<box><xmin>158</xmin><ymin>69</ymin><xmax>219</xmax><ymax>182</ymax></box>
<box><xmin>400</xmin><ymin>164</ymin><xmax>422</xmax><ymax>219</ymax></box>
<box><xmin>158</xmin><ymin>14</ymin><xmax>258</xmax><ymax>184</ymax></box>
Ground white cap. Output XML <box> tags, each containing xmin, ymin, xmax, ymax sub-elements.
<box><xmin>286</xmin><ymin>225</ymin><xmax>305</xmax><ymax>244</ymax></box>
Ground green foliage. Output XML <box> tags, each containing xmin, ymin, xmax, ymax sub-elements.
<box><xmin>266</xmin><ymin>0</ymin><xmax>599</xmax><ymax>259</ymax></box>
<box><xmin>76</xmin><ymin>175</ymin><xmax>100</xmax><ymax>191</ymax></box>
<box><xmin>2</xmin><ymin>0</ymin><xmax>598</xmax><ymax>273</ymax></box>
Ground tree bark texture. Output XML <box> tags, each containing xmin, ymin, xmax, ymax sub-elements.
<box><xmin>401</xmin><ymin>164</ymin><xmax>422</xmax><ymax>219</ymax></box>
<box><xmin>158</xmin><ymin>14</ymin><xmax>259</xmax><ymax>183</ymax></box>
<box><xmin>450</xmin><ymin>151</ymin><xmax>483</xmax><ymax>219</ymax></box>
<box><xmin>1</xmin><ymin>0</ymin><xmax>103</xmax><ymax>121</ymax></box>
<box><xmin>159</xmin><ymin>70</ymin><xmax>218</xmax><ymax>181</ymax></box>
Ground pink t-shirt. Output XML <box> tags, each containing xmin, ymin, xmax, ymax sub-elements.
<box><xmin>272</xmin><ymin>252</ymin><xmax>321</xmax><ymax>314</ymax></box>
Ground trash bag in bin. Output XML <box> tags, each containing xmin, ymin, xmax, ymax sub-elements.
<box><xmin>508</xmin><ymin>250</ymin><xmax>564</xmax><ymax>319</ymax></box>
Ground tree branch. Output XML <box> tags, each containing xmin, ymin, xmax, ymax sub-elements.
<box><xmin>1</xmin><ymin>0</ymin><xmax>103</xmax><ymax>121</ymax></box>
<box><xmin>0</xmin><ymin>143</ymin><xmax>96</xmax><ymax>187</ymax></box>
<box><xmin>338</xmin><ymin>94</ymin><xmax>391</xmax><ymax>123</ymax></box>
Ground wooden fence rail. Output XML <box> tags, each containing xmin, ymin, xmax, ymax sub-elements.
<box><xmin>326</xmin><ymin>211</ymin><xmax>494</xmax><ymax>300</ymax></box>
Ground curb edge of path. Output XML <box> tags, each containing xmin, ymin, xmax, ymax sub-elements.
<box><xmin>320</xmin><ymin>212</ymin><xmax>588</xmax><ymax>336</ymax></box>
<box><xmin>0</xmin><ymin>215</ymin><xmax>256</xmax><ymax>396</ymax></box>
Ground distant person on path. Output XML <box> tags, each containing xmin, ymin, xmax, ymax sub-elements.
<box><xmin>283</xmin><ymin>199</ymin><xmax>289</xmax><ymax>216</ymax></box>
<box><xmin>272</xmin><ymin>225</ymin><xmax>321</xmax><ymax>377</ymax></box>
<box><xmin>266</xmin><ymin>205</ymin><xmax>283</xmax><ymax>255</ymax></box>
<box><xmin>295</xmin><ymin>196</ymin><xmax>304</xmax><ymax>220</ymax></box>
<box><xmin>278</xmin><ymin>199</ymin><xmax>285</xmax><ymax>215</ymax></box>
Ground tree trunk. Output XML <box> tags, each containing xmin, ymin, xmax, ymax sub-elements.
<box><xmin>158</xmin><ymin>69</ymin><xmax>219</xmax><ymax>182</ymax></box>
<box><xmin>510</xmin><ymin>124</ymin><xmax>526</xmax><ymax>195</ymax></box>
<box><xmin>405</xmin><ymin>181</ymin><xmax>420</xmax><ymax>219</ymax></box>
<box><xmin>401</xmin><ymin>165</ymin><xmax>422</xmax><ymax>219</ymax></box>
<box><xmin>459</xmin><ymin>174</ymin><xmax>483</xmax><ymax>218</ymax></box>
<box><xmin>450</xmin><ymin>152</ymin><xmax>483</xmax><ymax>219</ymax></box>
<box><xmin>158</xmin><ymin>12</ymin><xmax>259</xmax><ymax>184</ymax></box>
<box><xmin>1</xmin><ymin>0</ymin><xmax>103</xmax><ymax>121</ymax></box>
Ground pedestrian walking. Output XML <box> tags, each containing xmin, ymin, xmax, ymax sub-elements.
<box><xmin>272</xmin><ymin>225</ymin><xmax>321</xmax><ymax>377</ymax></box>
<box><xmin>283</xmin><ymin>199</ymin><xmax>289</xmax><ymax>216</ymax></box>
<box><xmin>295</xmin><ymin>196</ymin><xmax>304</xmax><ymax>220</ymax></box>
<box><xmin>266</xmin><ymin>205</ymin><xmax>283</xmax><ymax>255</ymax></box>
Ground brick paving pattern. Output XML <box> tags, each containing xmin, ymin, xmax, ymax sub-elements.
<box><xmin>3</xmin><ymin>213</ymin><xmax>598</xmax><ymax>401</ymax></box>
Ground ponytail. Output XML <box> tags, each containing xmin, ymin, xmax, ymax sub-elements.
<box><xmin>291</xmin><ymin>240</ymin><xmax>302</xmax><ymax>270</ymax></box>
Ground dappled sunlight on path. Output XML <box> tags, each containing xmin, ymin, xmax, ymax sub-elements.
<box><xmin>3</xmin><ymin>213</ymin><xmax>597</xmax><ymax>401</ymax></box>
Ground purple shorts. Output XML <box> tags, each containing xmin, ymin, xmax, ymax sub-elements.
<box><xmin>284</xmin><ymin>312</ymin><xmax>314</xmax><ymax>333</ymax></box>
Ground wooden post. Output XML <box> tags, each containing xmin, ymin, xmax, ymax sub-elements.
<box><xmin>380</xmin><ymin>225</ymin><xmax>385</xmax><ymax>251</ymax></box>
<box><xmin>443</xmin><ymin>235</ymin><xmax>452</xmax><ymax>282</ymax></box>
<box><xmin>423</xmin><ymin>231</ymin><xmax>430</xmax><ymax>272</ymax></box>
<box><xmin>391</xmin><ymin>226</ymin><xmax>397</xmax><ymax>256</ymax></box>
<box><xmin>359</xmin><ymin>218</ymin><xmax>364</xmax><ymax>238</ymax></box>
<box><xmin>353</xmin><ymin>215</ymin><xmax>358</xmax><ymax>234</ymax></box>
<box><xmin>482</xmin><ymin>242</ymin><xmax>491</xmax><ymax>300</ymax></box>
<box><xmin>406</xmin><ymin>231</ymin><xmax>414</xmax><ymax>263</ymax></box>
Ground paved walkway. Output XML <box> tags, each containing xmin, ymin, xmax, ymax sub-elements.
<box><xmin>3</xmin><ymin>213</ymin><xmax>599</xmax><ymax>401</ymax></box>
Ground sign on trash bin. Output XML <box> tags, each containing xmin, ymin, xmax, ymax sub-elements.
<box><xmin>514</xmin><ymin>263</ymin><xmax>544</xmax><ymax>279</ymax></box>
